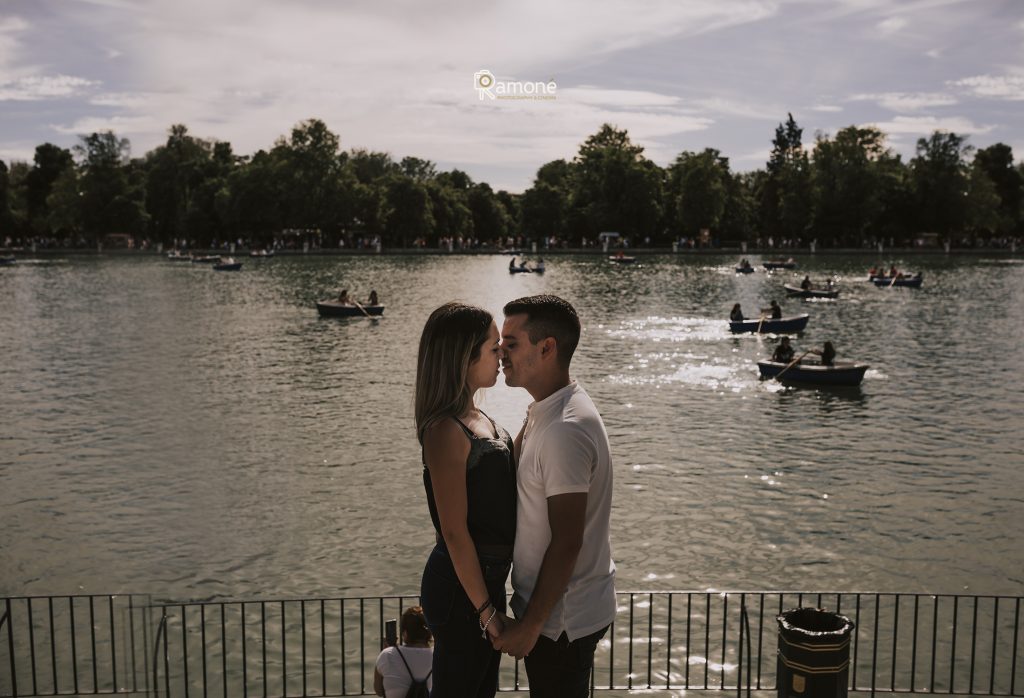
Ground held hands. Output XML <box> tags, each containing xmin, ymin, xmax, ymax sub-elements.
<box><xmin>490</xmin><ymin>613</ymin><xmax>540</xmax><ymax>659</ymax></box>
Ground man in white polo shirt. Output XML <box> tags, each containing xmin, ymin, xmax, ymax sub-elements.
<box><xmin>492</xmin><ymin>295</ymin><xmax>616</xmax><ymax>698</ymax></box>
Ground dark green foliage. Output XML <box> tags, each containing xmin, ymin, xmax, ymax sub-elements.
<box><xmin>5</xmin><ymin>117</ymin><xmax>1021</xmax><ymax>248</ymax></box>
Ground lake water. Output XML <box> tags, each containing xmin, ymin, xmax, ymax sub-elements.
<box><xmin>2</xmin><ymin>253</ymin><xmax>1022</xmax><ymax>602</ymax></box>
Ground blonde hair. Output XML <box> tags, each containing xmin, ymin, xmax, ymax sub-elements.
<box><xmin>415</xmin><ymin>302</ymin><xmax>493</xmax><ymax>444</ymax></box>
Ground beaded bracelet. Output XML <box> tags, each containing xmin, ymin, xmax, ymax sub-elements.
<box><xmin>479</xmin><ymin>607</ymin><xmax>497</xmax><ymax>639</ymax></box>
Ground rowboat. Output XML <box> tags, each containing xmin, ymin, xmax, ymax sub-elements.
<box><xmin>316</xmin><ymin>301</ymin><xmax>386</xmax><ymax>318</ymax></box>
<box><xmin>757</xmin><ymin>359</ymin><xmax>868</xmax><ymax>386</ymax></box>
<box><xmin>509</xmin><ymin>266</ymin><xmax>534</xmax><ymax>274</ymax></box>
<box><xmin>0</xmin><ymin>256</ymin><xmax>16</xmax><ymax>265</ymax></box>
<box><xmin>729</xmin><ymin>314</ymin><xmax>809</xmax><ymax>334</ymax></box>
<box><xmin>609</xmin><ymin>256</ymin><xmax>636</xmax><ymax>264</ymax></box>
<box><xmin>872</xmin><ymin>275</ymin><xmax>922</xmax><ymax>288</ymax></box>
<box><xmin>213</xmin><ymin>258</ymin><xmax>242</xmax><ymax>271</ymax></box>
<box><xmin>763</xmin><ymin>259</ymin><xmax>796</xmax><ymax>270</ymax></box>
<box><xmin>166</xmin><ymin>251</ymin><xmax>191</xmax><ymax>261</ymax></box>
<box><xmin>735</xmin><ymin>265</ymin><xmax>755</xmax><ymax>274</ymax></box>
<box><xmin>249</xmin><ymin>249</ymin><xmax>275</xmax><ymax>258</ymax></box>
<box><xmin>191</xmin><ymin>255</ymin><xmax>220</xmax><ymax>264</ymax></box>
<box><xmin>784</xmin><ymin>284</ymin><xmax>839</xmax><ymax>299</ymax></box>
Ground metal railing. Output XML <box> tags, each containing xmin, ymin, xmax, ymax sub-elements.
<box><xmin>2</xmin><ymin>591</ymin><xmax>1022</xmax><ymax>696</ymax></box>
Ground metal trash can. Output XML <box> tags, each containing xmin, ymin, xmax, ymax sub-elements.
<box><xmin>777</xmin><ymin>607</ymin><xmax>855</xmax><ymax>698</ymax></box>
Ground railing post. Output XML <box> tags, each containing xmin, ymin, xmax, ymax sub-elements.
<box><xmin>4</xmin><ymin>599</ymin><xmax>17</xmax><ymax>698</ymax></box>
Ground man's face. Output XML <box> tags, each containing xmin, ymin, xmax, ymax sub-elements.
<box><xmin>501</xmin><ymin>314</ymin><xmax>543</xmax><ymax>389</ymax></box>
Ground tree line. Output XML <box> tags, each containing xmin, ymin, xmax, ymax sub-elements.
<box><xmin>1</xmin><ymin>115</ymin><xmax>1021</xmax><ymax>249</ymax></box>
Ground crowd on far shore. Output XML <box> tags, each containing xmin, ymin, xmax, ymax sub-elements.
<box><xmin>3</xmin><ymin>232</ymin><xmax>1021</xmax><ymax>253</ymax></box>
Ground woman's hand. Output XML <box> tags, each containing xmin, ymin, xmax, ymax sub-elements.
<box><xmin>484</xmin><ymin>609</ymin><xmax>506</xmax><ymax>642</ymax></box>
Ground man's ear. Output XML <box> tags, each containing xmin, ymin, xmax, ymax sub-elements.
<box><xmin>540</xmin><ymin>336</ymin><xmax>557</xmax><ymax>361</ymax></box>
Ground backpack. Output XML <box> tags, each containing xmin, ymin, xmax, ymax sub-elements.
<box><xmin>394</xmin><ymin>647</ymin><xmax>431</xmax><ymax>698</ymax></box>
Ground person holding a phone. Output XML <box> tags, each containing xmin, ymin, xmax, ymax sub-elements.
<box><xmin>374</xmin><ymin>607</ymin><xmax>433</xmax><ymax>697</ymax></box>
<box><xmin>415</xmin><ymin>303</ymin><xmax>517</xmax><ymax>697</ymax></box>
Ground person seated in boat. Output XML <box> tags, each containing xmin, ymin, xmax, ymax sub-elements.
<box><xmin>913</xmin><ymin>271</ymin><xmax>922</xmax><ymax>280</ymax></box>
<box><xmin>337</xmin><ymin>289</ymin><xmax>352</xmax><ymax>304</ymax></box>
<box><xmin>889</xmin><ymin>265</ymin><xmax>898</xmax><ymax>277</ymax></box>
<box><xmin>761</xmin><ymin>300</ymin><xmax>782</xmax><ymax>319</ymax></box>
<box><xmin>730</xmin><ymin>303</ymin><xmax>744</xmax><ymax>322</ymax></box>
<box><xmin>800</xmin><ymin>275</ymin><xmax>812</xmax><ymax>290</ymax></box>
<box><xmin>367</xmin><ymin>290</ymin><xmax>379</xmax><ymax>306</ymax></box>
<box><xmin>809</xmin><ymin>341</ymin><xmax>836</xmax><ymax>366</ymax></box>
<box><xmin>772</xmin><ymin>337</ymin><xmax>795</xmax><ymax>364</ymax></box>
<box><xmin>535</xmin><ymin>258</ymin><xmax>545</xmax><ymax>272</ymax></box>
<box><xmin>509</xmin><ymin>257</ymin><xmax>516</xmax><ymax>271</ymax></box>
<box><xmin>825</xmin><ymin>277</ymin><xmax>835</xmax><ymax>289</ymax></box>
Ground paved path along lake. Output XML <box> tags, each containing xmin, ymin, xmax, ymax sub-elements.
<box><xmin>1</xmin><ymin>253</ymin><xmax>1022</xmax><ymax>601</ymax></box>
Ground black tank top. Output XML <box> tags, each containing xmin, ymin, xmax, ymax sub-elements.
<box><xmin>423</xmin><ymin>414</ymin><xmax>516</xmax><ymax>548</ymax></box>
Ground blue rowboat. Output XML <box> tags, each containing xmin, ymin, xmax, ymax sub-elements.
<box><xmin>316</xmin><ymin>301</ymin><xmax>385</xmax><ymax>318</ymax></box>
<box><xmin>213</xmin><ymin>262</ymin><xmax>242</xmax><ymax>271</ymax></box>
<box><xmin>729</xmin><ymin>314</ymin><xmax>809</xmax><ymax>334</ymax></box>
<box><xmin>0</xmin><ymin>256</ymin><xmax>16</xmax><ymax>265</ymax></box>
<box><xmin>784</xmin><ymin>284</ymin><xmax>839</xmax><ymax>299</ymax></box>
<box><xmin>509</xmin><ymin>266</ymin><xmax>534</xmax><ymax>274</ymax></box>
<box><xmin>191</xmin><ymin>255</ymin><xmax>220</xmax><ymax>264</ymax></box>
<box><xmin>735</xmin><ymin>266</ymin><xmax>755</xmax><ymax>274</ymax></box>
<box><xmin>873</xmin><ymin>275</ymin><xmax>922</xmax><ymax>288</ymax></box>
<box><xmin>757</xmin><ymin>360</ymin><xmax>868</xmax><ymax>386</ymax></box>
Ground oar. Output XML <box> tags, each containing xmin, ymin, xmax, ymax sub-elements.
<box><xmin>352</xmin><ymin>299</ymin><xmax>373</xmax><ymax>319</ymax></box>
<box><xmin>889</xmin><ymin>274</ymin><xmax>898</xmax><ymax>288</ymax></box>
<box><xmin>774</xmin><ymin>351</ymin><xmax>812</xmax><ymax>381</ymax></box>
<box><xmin>756</xmin><ymin>313</ymin><xmax>767</xmax><ymax>334</ymax></box>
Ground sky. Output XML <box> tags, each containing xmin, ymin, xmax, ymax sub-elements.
<box><xmin>1</xmin><ymin>0</ymin><xmax>1023</xmax><ymax>192</ymax></box>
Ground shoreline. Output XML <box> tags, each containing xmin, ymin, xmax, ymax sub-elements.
<box><xmin>3</xmin><ymin>246</ymin><xmax>1020</xmax><ymax>257</ymax></box>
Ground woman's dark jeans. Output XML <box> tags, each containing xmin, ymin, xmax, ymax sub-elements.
<box><xmin>420</xmin><ymin>545</ymin><xmax>510</xmax><ymax>698</ymax></box>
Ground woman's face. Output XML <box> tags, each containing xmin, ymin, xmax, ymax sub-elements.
<box><xmin>468</xmin><ymin>322</ymin><xmax>501</xmax><ymax>391</ymax></box>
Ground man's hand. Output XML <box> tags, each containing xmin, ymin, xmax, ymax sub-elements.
<box><xmin>491</xmin><ymin>616</ymin><xmax>541</xmax><ymax>659</ymax></box>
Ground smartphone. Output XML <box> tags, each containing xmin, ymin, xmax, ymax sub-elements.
<box><xmin>384</xmin><ymin>619</ymin><xmax>398</xmax><ymax>647</ymax></box>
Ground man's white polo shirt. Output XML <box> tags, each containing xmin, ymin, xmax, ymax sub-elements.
<box><xmin>511</xmin><ymin>381</ymin><xmax>616</xmax><ymax>642</ymax></box>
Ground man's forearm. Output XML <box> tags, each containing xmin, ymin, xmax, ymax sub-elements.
<box><xmin>519</xmin><ymin>535</ymin><xmax>582</xmax><ymax>631</ymax></box>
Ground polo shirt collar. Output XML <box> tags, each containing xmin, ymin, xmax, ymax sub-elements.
<box><xmin>526</xmin><ymin>380</ymin><xmax>578</xmax><ymax>421</ymax></box>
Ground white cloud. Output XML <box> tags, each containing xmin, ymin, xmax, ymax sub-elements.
<box><xmin>863</xmin><ymin>115</ymin><xmax>993</xmax><ymax>136</ymax></box>
<box><xmin>950</xmin><ymin>74</ymin><xmax>1024</xmax><ymax>100</ymax></box>
<box><xmin>850</xmin><ymin>92</ymin><xmax>957</xmax><ymax>111</ymax></box>
<box><xmin>690</xmin><ymin>96</ymin><xmax>784</xmax><ymax>119</ymax></box>
<box><xmin>0</xmin><ymin>75</ymin><xmax>99</xmax><ymax>101</ymax></box>
<box><xmin>559</xmin><ymin>87</ymin><xmax>683</xmax><ymax>108</ymax></box>
<box><xmin>926</xmin><ymin>48</ymin><xmax>942</xmax><ymax>59</ymax></box>
<box><xmin>811</xmin><ymin>104</ymin><xmax>843</xmax><ymax>113</ymax></box>
<box><xmin>876</xmin><ymin>17</ymin><xmax>908</xmax><ymax>35</ymax></box>
<box><xmin>51</xmin><ymin>115</ymin><xmax>166</xmax><ymax>140</ymax></box>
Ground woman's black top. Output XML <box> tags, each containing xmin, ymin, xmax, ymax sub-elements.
<box><xmin>423</xmin><ymin>414</ymin><xmax>516</xmax><ymax>548</ymax></box>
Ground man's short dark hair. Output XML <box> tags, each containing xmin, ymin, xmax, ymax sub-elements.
<box><xmin>503</xmin><ymin>295</ymin><xmax>580</xmax><ymax>369</ymax></box>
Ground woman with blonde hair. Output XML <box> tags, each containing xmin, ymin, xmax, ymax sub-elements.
<box><xmin>415</xmin><ymin>302</ymin><xmax>516</xmax><ymax>697</ymax></box>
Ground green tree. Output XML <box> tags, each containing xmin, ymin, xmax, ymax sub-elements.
<box><xmin>76</xmin><ymin>132</ymin><xmax>148</xmax><ymax>240</ymax></box>
<box><xmin>0</xmin><ymin>160</ymin><xmax>14</xmax><ymax>235</ymax></box>
<box><xmin>384</xmin><ymin>176</ymin><xmax>433</xmax><ymax>246</ymax></box>
<box><xmin>521</xmin><ymin>181</ymin><xmax>567</xmax><ymax>239</ymax></box>
<box><xmin>426</xmin><ymin>181</ymin><xmax>472</xmax><ymax>241</ymax></box>
<box><xmin>972</xmin><ymin>144</ymin><xmax>1022</xmax><ymax>235</ymax></box>
<box><xmin>571</xmin><ymin>124</ymin><xmax>663</xmax><ymax>242</ymax></box>
<box><xmin>667</xmin><ymin>149</ymin><xmax>730</xmax><ymax>240</ymax></box>
<box><xmin>25</xmin><ymin>144</ymin><xmax>74</xmax><ymax>233</ymax></box>
<box><xmin>810</xmin><ymin>126</ymin><xmax>894</xmax><ymax>246</ymax></box>
<box><xmin>467</xmin><ymin>183</ymin><xmax>508</xmax><ymax>240</ymax></box>
<box><xmin>911</xmin><ymin>131</ymin><xmax>972</xmax><ymax>242</ymax></box>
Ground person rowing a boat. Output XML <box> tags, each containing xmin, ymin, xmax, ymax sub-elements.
<box><xmin>772</xmin><ymin>337</ymin><xmax>794</xmax><ymax>363</ymax></box>
<box><xmin>730</xmin><ymin>303</ymin><xmax>744</xmax><ymax>322</ymax></box>
<box><xmin>800</xmin><ymin>275</ymin><xmax>811</xmax><ymax>291</ymax></box>
<box><xmin>368</xmin><ymin>290</ymin><xmax>379</xmax><ymax>306</ymax></box>
<box><xmin>761</xmin><ymin>300</ymin><xmax>782</xmax><ymax>319</ymax></box>
<box><xmin>509</xmin><ymin>258</ymin><xmax>517</xmax><ymax>271</ymax></box>
<box><xmin>337</xmin><ymin>289</ymin><xmax>353</xmax><ymax>305</ymax></box>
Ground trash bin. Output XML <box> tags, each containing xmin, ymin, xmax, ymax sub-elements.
<box><xmin>777</xmin><ymin>607</ymin><xmax>854</xmax><ymax>698</ymax></box>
